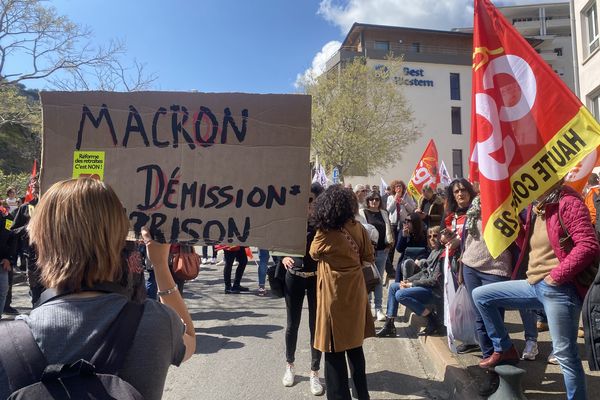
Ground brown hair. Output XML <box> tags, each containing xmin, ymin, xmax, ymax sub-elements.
<box><xmin>28</xmin><ymin>178</ymin><xmax>128</xmax><ymax>292</ymax></box>
<box><xmin>389</xmin><ymin>180</ymin><xmax>406</xmax><ymax>196</ymax></box>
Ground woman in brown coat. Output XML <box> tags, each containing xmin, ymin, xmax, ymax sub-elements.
<box><xmin>310</xmin><ymin>185</ymin><xmax>375</xmax><ymax>400</ymax></box>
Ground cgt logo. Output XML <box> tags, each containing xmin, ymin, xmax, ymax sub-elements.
<box><xmin>471</xmin><ymin>53</ymin><xmax>537</xmax><ymax>181</ymax></box>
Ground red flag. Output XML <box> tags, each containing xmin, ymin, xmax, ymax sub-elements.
<box><xmin>470</xmin><ymin>0</ymin><xmax>600</xmax><ymax>257</ymax></box>
<box><xmin>565</xmin><ymin>149</ymin><xmax>600</xmax><ymax>193</ymax></box>
<box><xmin>23</xmin><ymin>159</ymin><xmax>37</xmax><ymax>203</ymax></box>
<box><xmin>407</xmin><ymin>139</ymin><xmax>439</xmax><ymax>200</ymax></box>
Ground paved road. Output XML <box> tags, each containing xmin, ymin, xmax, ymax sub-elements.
<box><xmin>7</xmin><ymin>251</ymin><xmax>452</xmax><ymax>400</ymax></box>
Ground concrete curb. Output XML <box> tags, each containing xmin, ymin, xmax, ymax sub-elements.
<box><xmin>403</xmin><ymin>311</ymin><xmax>481</xmax><ymax>399</ymax></box>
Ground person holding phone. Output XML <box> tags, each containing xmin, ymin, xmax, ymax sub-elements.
<box><xmin>0</xmin><ymin>178</ymin><xmax>195</xmax><ymax>400</ymax></box>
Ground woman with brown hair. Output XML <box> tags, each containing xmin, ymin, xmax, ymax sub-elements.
<box><xmin>385</xmin><ymin>180</ymin><xmax>416</xmax><ymax>276</ymax></box>
<box><xmin>359</xmin><ymin>191</ymin><xmax>394</xmax><ymax>321</ymax></box>
<box><xmin>310</xmin><ymin>185</ymin><xmax>375</xmax><ymax>400</ymax></box>
<box><xmin>0</xmin><ymin>178</ymin><xmax>195</xmax><ymax>400</ymax></box>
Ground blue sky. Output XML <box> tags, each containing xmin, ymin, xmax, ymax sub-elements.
<box><xmin>15</xmin><ymin>0</ymin><xmax>566</xmax><ymax>93</ymax></box>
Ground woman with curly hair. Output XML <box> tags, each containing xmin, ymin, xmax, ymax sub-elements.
<box><xmin>310</xmin><ymin>185</ymin><xmax>375</xmax><ymax>400</ymax></box>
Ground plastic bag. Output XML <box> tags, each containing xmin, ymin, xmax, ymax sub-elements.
<box><xmin>449</xmin><ymin>284</ymin><xmax>478</xmax><ymax>346</ymax></box>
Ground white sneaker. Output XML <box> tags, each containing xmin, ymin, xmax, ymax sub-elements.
<box><xmin>376</xmin><ymin>309</ymin><xmax>386</xmax><ymax>322</ymax></box>
<box><xmin>216</xmin><ymin>260</ymin><xmax>225</xmax><ymax>266</ymax></box>
<box><xmin>233</xmin><ymin>260</ymin><xmax>239</xmax><ymax>266</ymax></box>
<box><xmin>282</xmin><ymin>364</ymin><xmax>295</xmax><ymax>387</ymax></box>
<box><xmin>201</xmin><ymin>257</ymin><xmax>208</xmax><ymax>264</ymax></box>
<box><xmin>310</xmin><ymin>372</ymin><xmax>324</xmax><ymax>395</ymax></box>
<box><xmin>521</xmin><ymin>340</ymin><xmax>538</xmax><ymax>361</ymax></box>
<box><xmin>548</xmin><ymin>351</ymin><xmax>559</xmax><ymax>365</ymax></box>
<box><xmin>210</xmin><ymin>257</ymin><xmax>217</xmax><ymax>264</ymax></box>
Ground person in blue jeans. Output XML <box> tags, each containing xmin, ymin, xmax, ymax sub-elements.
<box><xmin>455</xmin><ymin>191</ymin><xmax>538</xmax><ymax>363</ymax></box>
<box><xmin>359</xmin><ymin>191</ymin><xmax>394</xmax><ymax>321</ymax></box>
<box><xmin>257</xmin><ymin>249</ymin><xmax>276</xmax><ymax>296</ymax></box>
<box><xmin>472</xmin><ymin>184</ymin><xmax>599</xmax><ymax>400</ymax></box>
<box><xmin>377</xmin><ymin>226</ymin><xmax>444</xmax><ymax>337</ymax></box>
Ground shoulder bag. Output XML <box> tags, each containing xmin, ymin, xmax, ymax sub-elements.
<box><xmin>172</xmin><ymin>245</ymin><xmax>201</xmax><ymax>281</ymax></box>
<box><xmin>341</xmin><ymin>227</ymin><xmax>381</xmax><ymax>292</ymax></box>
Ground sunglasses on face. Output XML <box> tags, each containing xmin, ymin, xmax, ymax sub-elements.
<box><xmin>369</xmin><ymin>198</ymin><xmax>380</xmax><ymax>202</ymax></box>
<box><xmin>428</xmin><ymin>234</ymin><xmax>439</xmax><ymax>238</ymax></box>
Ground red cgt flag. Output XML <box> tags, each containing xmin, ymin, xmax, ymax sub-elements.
<box><xmin>23</xmin><ymin>159</ymin><xmax>37</xmax><ymax>203</ymax></box>
<box><xmin>407</xmin><ymin>139</ymin><xmax>439</xmax><ymax>200</ymax></box>
<box><xmin>470</xmin><ymin>0</ymin><xmax>600</xmax><ymax>258</ymax></box>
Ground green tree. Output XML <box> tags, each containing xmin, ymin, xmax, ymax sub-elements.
<box><xmin>304</xmin><ymin>57</ymin><xmax>420</xmax><ymax>180</ymax></box>
<box><xmin>0</xmin><ymin>0</ymin><xmax>155</xmax><ymax>173</ymax></box>
<box><xmin>0</xmin><ymin>0</ymin><xmax>155</xmax><ymax>91</ymax></box>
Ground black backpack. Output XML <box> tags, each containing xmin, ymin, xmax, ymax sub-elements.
<box><xmin>583</xmin><ymin>268</ymin><xmax>600</xmax><ymax>371</ymax></box>
<box><xmin>0</xmin><ymin>288</ymin><xmax>145</xmax><ymax>399</ymax></box>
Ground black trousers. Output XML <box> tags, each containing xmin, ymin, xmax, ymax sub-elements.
<box><xmin>325</xmin><ymin>346</ymin><xmax>369</xmax><ymax>400</ymax></box>
<box><xmin>201</xmin><ymin>246</ymin><xmax>215</xmax><ymax>258</ymax></box>
<box><xmin>284</xmin><ymin>272</ymin><xmax>321</xmax><ymax>371</ymax></box>
<box><xmin>385</xmin><ymin>224</ymin><xmax>399</xmax><ymax>276</ymax></box>
<box><xmin>4</xmin><ymin>269</ymin><xmax>12</xmax><ymax>308</ymax></box>
<box><xmin>223</xmin><ymin>248</ymin><xmax>248</xmax><ymax>288</ymax></box>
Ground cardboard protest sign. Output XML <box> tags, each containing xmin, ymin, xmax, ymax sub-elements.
<box><xmin>470</xmin><ymin>0</ymin><xmax>600</xmax><ymax>258</ymax></box>
<box><xmin>40</xmin><ymin>91</ymin><xmax>312</xmax><ymax>254</ymax></box>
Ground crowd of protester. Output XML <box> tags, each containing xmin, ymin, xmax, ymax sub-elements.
<box><xmin>1</xmin><ymin>172</ymin><xmax>600</xmax><ymax>400</ymax></box>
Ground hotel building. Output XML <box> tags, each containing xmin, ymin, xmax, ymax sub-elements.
<box><xmin>325</xmin><ymin>23</ymin><xmax>473</xmax><ymax>186</ymax></box>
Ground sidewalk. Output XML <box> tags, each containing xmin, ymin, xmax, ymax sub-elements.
<box><xmin>390</xmin><ymin>304</ymin><xmax>600</xmax><ymax>399</ymax></box>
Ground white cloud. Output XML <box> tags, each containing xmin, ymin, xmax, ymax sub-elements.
<box><xmin>296</xmin><ymin>0</ymin><xmax>568</xmax><ymax>88</ymax></box>
<box><xmin>318</xmin><ymin>0</ymin><xmax>474</xmax><ymax>32</ymax></box>
<box><xmin>317</xmin><ymin>0</ymin><xmax>569</xmax><ymax>33</ymax></box>
<box><xmin>294</xmin><ymin>40</ymin><xmax>341</xmax><ymax>89</ymax></box>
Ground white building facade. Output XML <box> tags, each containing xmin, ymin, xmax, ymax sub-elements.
<box><xmin>573</xmin><ymin>0</ymin><xmax>600</xmax><ymax>118</ymax></box>
<box><xmin>325</xmin><ymin>24</ymin><xmax>473</xmax><ymax>186</ymax></box>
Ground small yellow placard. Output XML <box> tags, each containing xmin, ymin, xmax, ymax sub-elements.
<box><xmin>73</xmin><ymin>151</ymin><xmax>105</xmax><ymax>180</ymax></box>
<box><xmin>4</xmin><ymin>219</ymin><xmax>12</xmax><ymax>230</ymax></box>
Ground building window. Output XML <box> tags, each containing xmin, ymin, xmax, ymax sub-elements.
<box><xmin>585</xmin><ymin>3</ymin><xmax>599</xmax><ymax>54</ymax></box>
<box><xmin>452</xmin><ymin>149</ymin><xmax>463</xmax><ymax>178</ymax></box>
<box><xmin>590</xmin><ymin>92</ymin><xmax>600</xmax><ymax>120</ymax></box>
<box><xmin>451</xmin><ymin>107</ymin><xmax>462</xmax><ymax>135</ymax></box>
<box><xmin>411</xmin><ymin>42</ymin><xmax>421</xmax><ymax>53</ymax></box>
<box><xmin>450</xmin><ymin>73</ymin><xmax>461</xmax><ymax>100</ymax></box>
<box><xmin>374</xmin><ymin>41</ymin><xmax>390</xmax><ymax>51</ymax></box>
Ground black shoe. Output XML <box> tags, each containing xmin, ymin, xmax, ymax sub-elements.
<box><xmin>224</xmin><ymin>287</ymin><xmax>241</xmax><ymax>294</ymax></box>
<box><xmin>478</xmin><ymin>370</ymin><xmax>499</xmax><ymax>397</ymax></box>
<box><xmin>456</xmin><ymin>343</ymin><xmax>479</xmax><ymax>354</ymax></box>
<box><xmin>232</xmin><ymin>285</ymin><xmax>249</xmax><ymax>292</ymax></box>
<box><xmin>2</xmin><ymin>306</ymin><xmax>19</xmax><ymax>315</ymax></box>
<box><xmin>376</xmin><ymin>318</ymin><xmax>396</xmax><ymax>337</ymax></box>
<box><xmin>418</xmin><ymin>315</ymin><xmax>440</xmax><ymax>336</ymax></box>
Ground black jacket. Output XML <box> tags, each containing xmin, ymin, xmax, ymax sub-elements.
<box><xmin>9</xmin><ymin>198</ymin><xmax>38</xmax><ymax>260</ymax></box>
<box><xmin>0</xmin><ymin>214</ymin><xmax>13</xmax><ymax>262</ymax></box>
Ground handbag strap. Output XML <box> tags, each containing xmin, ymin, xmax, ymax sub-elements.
<box><xmin>341</xmin><ymin>227</ymin><xmax>361</xmax><ymax>264</ymax></box>
<box><xmin>556</xmin><ymin>204</ymin><xmax>572</xmax><ymax>246</ymax></box>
